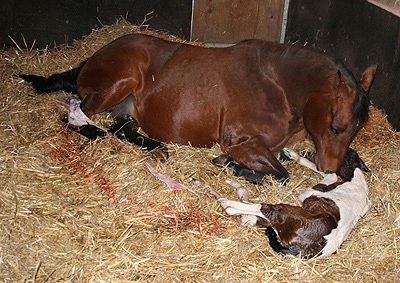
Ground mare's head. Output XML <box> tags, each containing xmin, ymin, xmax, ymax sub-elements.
<box><xmin>303</xmin><ymin>62</ymin><xmax>377</xmax><ymax>174</ymax></box>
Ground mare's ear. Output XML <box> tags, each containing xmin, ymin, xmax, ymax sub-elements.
<box><xmin>359</xmin><ymin>65</ymin><xmax>378</xmax><ymax>93</ymax></box>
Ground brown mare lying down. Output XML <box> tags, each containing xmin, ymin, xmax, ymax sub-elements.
<box><xmin>20</xmin><ymin>33</ymin><xmax>377</xmax><ymax>183</ymax></box>
<box><xmin>208</xmin><ymin>148</ymin><xmax>371</xmax><ymax>258</ymax></box>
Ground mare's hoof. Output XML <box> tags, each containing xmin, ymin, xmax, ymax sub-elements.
<box><xmin>62</xmin><ymin>116</ymin><xmax>107</xmax><ymax>140</ymax></box>
<box><xmin>211</xmin><ymin>154</ymin><xmax>290</xmax><ymax>184</ymax></box>
<box><xmin>211</xmin><ymin>154</ymin><xmax>233</xmax><ymax>167</ymax></box>
<box><xmin>150</xmin><ymin>147</ymin><xmax>169</xmax><ymax>163</ymax></box>
<box><xmin>76</xmin><ymin>125</ymin><xmax>107</xmax><ymax>140</ymax></box>
<box><xmin>275</xmin><ymin>174</ymin><xmax>290</xmax><ymax>184</ymax></box>
<box><xmin>211</xmin><ymin>154</ymin><xmax>266</xmax><ymax>184</ymax></box>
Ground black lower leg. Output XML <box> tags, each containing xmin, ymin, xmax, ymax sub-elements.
<box><xmin>211</xmin><ymin>155</ymin><xmax>265</xmax><ymax>184</ymax></box>
<box><xmin>62</xmin><ymin>117</ymin><xmax>107</xmax><ymax>140</ymax></box>
<box><xmin>110</xmin><ymin>116</ymin><xmax>167</xmax><ymax>155</ymax></box>
<box><xmin>77</xmin><ymin>125</ymin><xmax>107</xmax><ymax>139</ymax></box>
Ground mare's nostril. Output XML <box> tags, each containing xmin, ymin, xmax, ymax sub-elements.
<box><xmin>325</xmin><ymin>170</ymin><xmax>335</xmax><ymax>174</ymax></box>
<box><xmin>315</xmin><ymin>161</ymin><xmax>321</xmax><ymax>172</ymax></box>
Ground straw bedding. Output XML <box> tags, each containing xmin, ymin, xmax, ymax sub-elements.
<box><xmin>1</xmin><ymin>19</ymin><xmax>399</xmax><ymax>282</ymax></box>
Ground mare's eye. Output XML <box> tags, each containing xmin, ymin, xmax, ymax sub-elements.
<box><xmin>330</xmin><ymin>125</ymin><xmax>340</xmax><ymax>135</ymax></box>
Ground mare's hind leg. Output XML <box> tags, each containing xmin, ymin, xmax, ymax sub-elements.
<box><xmin>65</xmin><ymin>95</ymin><xmax>167</xmax><ymax>160</ymax></box>
<box><xmin>110</xmin><ymin>95</ymin><xmax>168</xmax><ymax>158</ymax></box>
<box><xmin>66</xmin><ymin>97</ymin><xmax>108</xmax><ymax>140</ymax></box>
<box><xmin>110</xmin><ymin>115</ymin><xmax>167</xmax><ymax>153</ymax></box>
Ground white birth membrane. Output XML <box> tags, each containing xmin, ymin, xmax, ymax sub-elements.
<box><xmin>68</xmin><ymin>98</ymin><xmax>102</xmax><ymax>129</ymax></box>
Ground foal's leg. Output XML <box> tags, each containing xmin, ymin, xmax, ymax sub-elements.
<box><xmin>281</xmin><ymin>148</ymin><xmax>323</xmax><ymax>175</ymax></box>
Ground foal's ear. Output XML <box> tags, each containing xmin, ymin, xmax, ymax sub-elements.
<box><xmin>359</xmin><ymin>65</ymin><xmax>378</xmax><ymax>93</ymax></box>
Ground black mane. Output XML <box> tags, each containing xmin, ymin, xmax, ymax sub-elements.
<box><xmin>335</xmin><ymin>59</ymin><xmax>370</xmax><ymax>125</ymax></box>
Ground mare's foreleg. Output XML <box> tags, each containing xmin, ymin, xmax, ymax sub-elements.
<box><xmin>66</xmin><ymin>98</ymin><xmax>166</xmax><ymax>158</ymax></box>
<box><xmin>223</xmin><ymin>136</ymin><xmax>289</xmax><ymax>183</ymax></box>
<box><xmin>211</xmin><ymin>155</ymin><xmax>266</xmax><ymax>184</ymax></box>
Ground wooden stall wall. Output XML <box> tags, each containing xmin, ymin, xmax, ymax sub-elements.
<box><xmin>191</xmin><ymin>0</ymin><xmax>285</xmax><ymax>44</ymax></box>
<box><xmin>285</xmin><ymin>0</ymin><xmax>400</xmax><ymax>130</ymax></box>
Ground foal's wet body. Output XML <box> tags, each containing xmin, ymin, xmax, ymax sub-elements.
<box><xmin>20</xmin><ymin>34</ymin><xmax>377</xmax><ymax>183</ymax></box>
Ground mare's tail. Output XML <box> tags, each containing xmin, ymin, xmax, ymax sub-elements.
<box><xmin>19</xmin><ymin>62</ymin><xmax>85</xmax><ymax>94</ymax></box>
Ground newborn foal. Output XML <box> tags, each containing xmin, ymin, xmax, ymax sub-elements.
<box><xmin>209</xmin><ymin>149</ymin><xmax>371</xmax><ymax>257</ymax></box>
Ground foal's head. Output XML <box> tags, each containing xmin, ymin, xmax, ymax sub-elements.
<box><xmin>303</xmin><ymin>63</ymin><xmax>377</xmax><ymax>173</ymax></box>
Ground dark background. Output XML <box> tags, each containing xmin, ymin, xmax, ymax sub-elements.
<box><xmin>0</xmin><ymin>0</ymin><xmax>192</xmax><ymax>48</ymax></box>
<box><xmin>1</xmin><ymin>0</ymin><xmax>399</xmax><ymax>129</ymax></box>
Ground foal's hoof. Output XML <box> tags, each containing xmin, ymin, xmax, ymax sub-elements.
<box><xmin>275</xmin><ymin>150</ymin><xmax>292</xmax><ymax>162</ymax></box>
<box><xmin>303</xmin><ymin>151</ymin><xmax>316</xmax><ymax>163</ymax></box>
